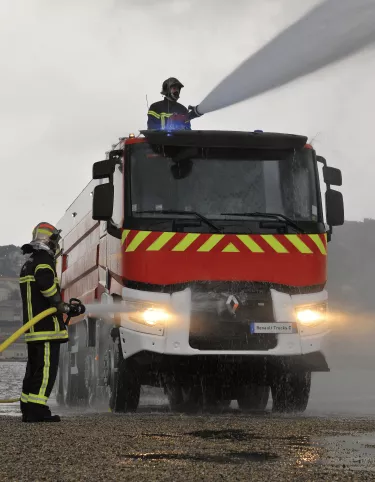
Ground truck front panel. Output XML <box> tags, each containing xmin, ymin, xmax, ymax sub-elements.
<box><xmin>122</xmin><ymin>230</ymin><xmax>327</xmax><ymax>287</ymax></box>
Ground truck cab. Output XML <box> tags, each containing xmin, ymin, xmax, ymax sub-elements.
<box><xmin>55</xmin><ymin>129</ymin><xmax>344</xmax><ymax>413</ymax></box>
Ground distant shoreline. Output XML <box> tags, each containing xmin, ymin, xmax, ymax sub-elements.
<box><xmin>0</xmin><ymin>359</ymin><xmax>26</xmax><ymax>363</ymax></box>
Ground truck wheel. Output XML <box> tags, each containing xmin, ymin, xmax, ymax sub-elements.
<box><xmin>55</xmin><ymin>343</ymin><xmax>67</xmax><ymax>406</ymax></box>
<box><xmin>202</xmin><ymin>385</ymin><xmax>231</xmax><ymax>412</ymax></box>
<box><xmin>82</xmin><ymin>350</ymin><xmax>97</xmax><ymax>407</ymax></box>
<box><xmin>165</xmin><ymin>380</ymin><xmax>202</xmax><ymax>413</ymax></box>
<box><xmin>105</xmin><ymin>337</ymin><xmax>140</xmax><ymax>413</ymax></box>
<box><xmin>61</xmin><ymin>349</ymin><xmax>80</xmax><ymax>407</ymax></box>
<box><xmin>237</xmin><ymin>384</ymin><xmax>270</xmax><ymax>411</ymax></box>
<box><xmin>271</xmin><ymin>371</ymin><xmax>311</xmax><ymax>413</ymax></box>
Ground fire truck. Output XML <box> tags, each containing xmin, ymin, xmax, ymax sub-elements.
<box><xmin>54</xmin><ymin>129</ymin><xmax>344</xmax><ymax>413</ymax></box>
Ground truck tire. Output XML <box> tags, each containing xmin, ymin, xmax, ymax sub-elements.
<box><xmin>106</xmin><ymin>337</ymin><xmax>140</xmax><ymax>413</ymax></box>
<box><xmin>57</xmin><ymin>323</ymin><xmax>87</xmax><ymax>407</ymax></box>
<box><xmin>165</xmin><ymin>380</ymin><xmax>202</xmax><ymax>413</ymax></box>
<box><xmin>202</xmin><ymin>384</ymin><xmax>231</xmax><ymax>412</ymax></box>
<box><xmin>55</xmin><ymin>343</ymin><xmax>68</xmax><ymax>406</ymax></box>
<box><xmin>237</xmin><ymin>383</ymin><xmax>270</xmax><ymax>411</ymax></box>
<box><xmin>81</xmin><ymin>349</ymin><xmax>97</xmax><ymax>407</ymax></box>
<box><xmin>271</xmin><ymin>371</ymin><xmax>311</xmax><ymax>413</ymax></box>
<box><xmin>61</xmin><ymin>349</ymin><xmax>80</xmax><ymax>407</ymax></box>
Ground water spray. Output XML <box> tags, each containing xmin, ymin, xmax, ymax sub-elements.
<box><xmin>194</xmin><ymin>0</ymin><xmax>375</xmax><ymax>116</ymax></box>
<box><xmin>84</xmin><ymin>303</ymin><xmax>125</xmax><ymax>316</ymax></box>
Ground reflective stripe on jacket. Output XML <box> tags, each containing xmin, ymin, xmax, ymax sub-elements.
<box><xmin>19</xmin><ymin>250</ymin><xmax>68</xmax><ymax>343</ymax></box>
<box><xmin>147</xmin><ymin>98</ymin><xmax>191</xmax><ymax>130</ymax></box>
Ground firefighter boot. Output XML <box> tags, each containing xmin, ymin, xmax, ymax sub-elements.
<box><xmin>26</xmin><ymin>403</ymin><xmax>61</xmax><ymax>423</ymax></box>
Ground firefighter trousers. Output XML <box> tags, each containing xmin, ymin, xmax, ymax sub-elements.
<box><xmin>20</xmin><ymin>341</ymin><xmax>60</xmax><ymax>413</ymax></box>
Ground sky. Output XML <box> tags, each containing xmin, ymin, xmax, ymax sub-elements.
<box><xmin>0</xmin><ymin>0</ymin><xmax>374</xmax><ymax>247</ymax></box>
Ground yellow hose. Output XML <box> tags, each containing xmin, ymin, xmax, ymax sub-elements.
<box><xmin>0</xmin><ymin>307</ymin><xmax>57</xmax><ymax>403</ymax></box>
<box><xmin>0</xmin><ymin>308</ymin><xmax>57</xmax><ymax>353</ymax></box>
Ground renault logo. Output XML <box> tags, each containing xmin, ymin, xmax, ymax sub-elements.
<box><xmin>226</xmin><ymin>295</ymin><xmax>239</xmax><ymax>314</ymax></box>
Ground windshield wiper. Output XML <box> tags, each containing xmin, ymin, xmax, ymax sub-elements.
<box><xmin>220</xmin><ymin>212</ymin><xmax>305</xmax><ymax>234</ymax></box>
<box><xmin>137</xmin><ymin>210</ymin><xmax>223</xmax><ymax>233</ymax></box>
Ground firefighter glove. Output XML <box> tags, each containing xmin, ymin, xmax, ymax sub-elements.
<box><xmin>188</xmin><ymin>105</ymin><xmax>203</xmax><ymax>121</ymax></box>
<box><xmin>68</xmin><ymin>298</ymin><xmax>86</xmax><ymax>318</ymax></box>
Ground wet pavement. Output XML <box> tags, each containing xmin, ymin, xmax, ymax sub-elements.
<box><xmin>3</xmin><ymin>362</ymin><xmax>375</xmax><ymax>479</ymax></box>
<box><xmin>2</xmin><ymin>411</ymin><xmax>375</xmax><ymax>481</ymax></box>
<box><xmin>319</xmin><ymin>432</ymin><xmax>375</xmax><ymax>473</ymax></box>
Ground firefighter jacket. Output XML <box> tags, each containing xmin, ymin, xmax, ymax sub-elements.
<box><xmin>19</xmin><ymin>249</ymin><xmax>68</xmax><ymax>343</ymax></box>
<box><xmin>147</xmin><ymin>98</ymin><xmax>191</xmax><ymax>130</ymax></box>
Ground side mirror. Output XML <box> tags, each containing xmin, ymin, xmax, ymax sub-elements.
<box><xmin>92</xmin><ymin>183</ymin><xmax>114</xmax><ymax>220</ymax></box>
<box><xmin>326</xmin><ymin>189</ymin><xmax>344</xmax><ymax>226</ymax></box>
<box><xmin>93</xmin><ymin>160</ymin><xmax>116</xmax><ymax>180</ymax></box>
<box><xmin>323</xmin><ymin>166</ymin><xmax>342</xmax><ymax>186</ymax></box>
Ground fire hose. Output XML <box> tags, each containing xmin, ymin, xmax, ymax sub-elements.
<box><xmin>0</xmin><ymin>307</ymin><xmax>57</xmax><ymax>404</ymax></box>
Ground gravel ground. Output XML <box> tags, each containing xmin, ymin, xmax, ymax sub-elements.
<box><xmin>2</xmin><ymin>413</ymin><xmax>375</xmax><ymax>481</ymax></box>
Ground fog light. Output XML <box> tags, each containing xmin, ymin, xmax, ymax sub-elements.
<box><xmin>295</xmin><ymin>303</ymin><xmax>327</xmax><ymax>326</ymax></box>
<box><xmin>142</xmin><ymin>308</ymin><xmax>169</xmax><ymax>326</ymax></box>
<box><xmin>123</xmin><ymin>299</ymin><xmax>170</xmax><ymax>328</ymax></box>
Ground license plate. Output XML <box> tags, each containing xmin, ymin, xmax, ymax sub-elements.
<box><xmin>250</xmin><ymin>322</ymin><xmax>297</xmax><ymax>334</ymax></box>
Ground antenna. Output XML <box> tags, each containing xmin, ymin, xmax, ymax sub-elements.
<box><xmin>309</xmin><ymin>132</ymin><xmax>321</xmax><ymax>146</ymax></box>
<box><xmin>146</xmin><ymin>94</ymin><xmax>149</xmax><ymax>109</ymax></box>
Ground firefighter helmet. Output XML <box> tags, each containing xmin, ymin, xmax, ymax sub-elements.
<box><xmin>161</xmin><ymin>77</ymin><xmax>184</xmax><ymax>100</ymax></box>
<box><xmin>30</xmin><ymin>222</ymin><xmax>62</xmax><ymax>254</ymax></box>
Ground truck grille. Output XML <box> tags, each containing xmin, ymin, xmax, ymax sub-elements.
<box><xmin>189</xmin><ymin>315</ymin><xmax>277</xmax><ymax>350</ymax></box>
<box><xmin>189</xmin><ymin>289</ymin><xmax>277</xmax><ymax>351</ymax></box>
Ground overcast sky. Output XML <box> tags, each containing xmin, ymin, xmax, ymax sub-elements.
<box><xmin>1</xmin><ymin>0</ymin><xmax>374</xmax><ymax>247</ymax></box>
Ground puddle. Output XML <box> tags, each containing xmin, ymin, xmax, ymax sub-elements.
<box><xmin>188</xmin><ymin>429</ymin><xmax>253</xmax><ymax>441</ymax></box>
<box><xmin>188</xmin><ymin>428</ymin><xmax>311</xmax><ymax>447</ymax></box>
<box><xmin>317</xmin><ymin>432</ymin><xmax>375</xmax><ymax>472</ymax></box>
<box><xmin>121</xmin><ymin>451</ymin><xmax>279</xmax><ymax>464</ymax></box>
<box><xmin>187</xmin><ymin>429</ymin><xmax>322</xmax><ymax>468</ymax></box>
<box><xmin>141</xmin><ymin>433</ymin><xmax>185</xmax><ymax>440</ymax></box>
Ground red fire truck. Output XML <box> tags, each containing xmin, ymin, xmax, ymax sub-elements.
<box><xmin>54</xmin><ymin>129</ymin><xmax>344</xmax><ymax>413</ymax></box>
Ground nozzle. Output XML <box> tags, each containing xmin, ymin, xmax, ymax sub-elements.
<box><xmin>188</xmin><ymin>105</ymin><xmax>204</xmax><ymax>120</ymax></box>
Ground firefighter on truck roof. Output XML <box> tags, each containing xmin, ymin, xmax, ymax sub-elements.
<box><xmin>19</xmin><ymin>222</ymin><xmax>85</xmax><ymax>423</ymax></box>
<box><xmin>147</xmin><ymin>77</ymin><xmax>203</xmax><ymax>131</ymax></box>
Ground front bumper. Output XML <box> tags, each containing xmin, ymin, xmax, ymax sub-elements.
<box><xmin>118</xmin><ymin>286</ymin><xmax>330</xmax><ymax>371</ymax></box>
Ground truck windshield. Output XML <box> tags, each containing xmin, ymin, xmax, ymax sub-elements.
<box><xmin>129</xmin><ymin>143</ymin><xmax>320</xmax><ymax>224</ymax></box>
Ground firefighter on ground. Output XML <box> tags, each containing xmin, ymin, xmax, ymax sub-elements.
<box><xmin>19</xmin><ymin>222</ymin><xmax>85</xmax><ymax>423</ymax></box>
<box><xmin>147</xmin><ymin>77</ymin><xmax>203</xmax><ymax>131</ymax></box>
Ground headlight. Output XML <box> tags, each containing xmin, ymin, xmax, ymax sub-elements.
<box><xmin>295</xmin><ymin>303</ymin><xmax>327</xmax><ymax>326</ymax></box>
<box><xmin>140</xmin><ymin>308</ymin><xmax>169</xmax><ymax>326</ymax></box>
<box><xmin>122</xmin><ymin>300</ymin><xmax>170</xmax><ymax>327</ymax></box>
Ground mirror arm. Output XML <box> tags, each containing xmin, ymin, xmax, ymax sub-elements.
<box><xmin>326</xmin><ymin>225</ymin><xmax>332</xmax><ymax>243</ymax></box>
<box><xmin>107</xmin><ymin>220</ymin><xmax>122</xmax><ymax>239</ymax></box>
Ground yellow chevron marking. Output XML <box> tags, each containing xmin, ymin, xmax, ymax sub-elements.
<box><xmin>121</xmin><ymin>229</ymin><xmax>130</xmax><ymax>245</ymax></box>
<box><xmin>261</xmin><ymin>235</ymin><xmax>289</xmax><ymax>253</ymax></box>
<box><xmin>126</xmin><ymin>231</ymin><xmax>151</xmax><ymax>252</ymax></box>
<box><xmin>222</xmin><ymin>243</ymin><xmax>239</xmax><ymax>253</ymax></box>
<box><xmin>147</xmin><ymin>232</ymin><xmax>176</xmax><ymax>251</ymax></box>
<box><xmin>237</xmin><ymin>235</ymin><xmax>264</xmax><ymax>253</ymax></box>
<box><xmin>197</xmin><ymin>234</ymin><xmax>225</xmax><ymax>252</ymax></box>
<box><xmin>285</xmin><ymin>235</ymin><xmax>313</xmax><ymax>254</ymax></box>
<box><xmin>309</xmin><ymin>234</ymin><xmax>327</xmax><ymax>255</ymax></box>
<box><xmin>172</xmin><ymin>233</ymin><xmax>200</xmax><ymax>252</ymax></box>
